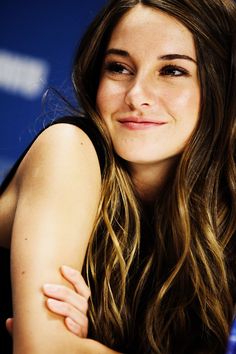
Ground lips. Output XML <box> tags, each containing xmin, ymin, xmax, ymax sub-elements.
<box><xmin>118</xmin><ymin>116</ymin><xmax>166</xmax><ymax>124</ymax></box>
<box><xmin>117</xmin><ymin>116</ymin><xmax>167</xmax><ymax>130</ymax></box>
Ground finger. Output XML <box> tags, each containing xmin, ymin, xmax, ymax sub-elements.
<box><xmin>6</xmin><ymin>318</ymin><xmax>13</xmax><ymax>335</ymax></box>
<box><xmin>60</xmin><ymin>265</ymin><xmax>91</xmax><ymax>300</ymax></box>
<box><xmin>43</xmin><ymin>284</ymin><xmax>88</xmax><ymax>315</ymax></box>
<box><xmin>65</xmin><ymin>317</ymin><xmax>88</xmax><ymax>338</ymax></box>
<box><xmin>46</xmin><ymin>298</ymin><xmax>88</xmax><ymax>330</ymax></box>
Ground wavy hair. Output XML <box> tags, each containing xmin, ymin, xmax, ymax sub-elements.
<box><xmin>72</xmin><ymin>1</ymin><xmax>236</xmax><ymax>353</ymax></box>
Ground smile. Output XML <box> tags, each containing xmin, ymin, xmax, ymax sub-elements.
<box><xmin>118</xmin><ymin>118</ymin><xmax>167</xmax><ymax>130</ymax></box>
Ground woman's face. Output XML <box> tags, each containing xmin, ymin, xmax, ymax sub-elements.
<box><xmin>96</xmin><ymin>4</ymin><xmax>200</xmax><ymax>173</ymax></box>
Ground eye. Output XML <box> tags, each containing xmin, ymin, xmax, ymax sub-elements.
<box><xmin>103</xmin><ymin>61</ymin><xmax>132</xmax><ymax>75</ymax></box>
<box><xmin>159</xmin><ymin>65</ymin><xmax>189</xmax><ymax>77</ymax></box>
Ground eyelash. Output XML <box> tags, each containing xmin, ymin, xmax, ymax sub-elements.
<box><xmin>103</xmin><ymin>61</ymin><xmax>190</xmax><ymax>77</ymax></box>
<box><xmin>104</xmin><ymin>62</ymin><xmax>131</xmax><ymax>75</ymax></box>
<box><xmin>159</xmin><ymin>65</ymin><xmax>189</xmax><ymax>77</ymax></box>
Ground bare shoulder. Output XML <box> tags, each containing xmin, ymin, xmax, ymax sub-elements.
<box><xmin>0</xmin><ymin>123</ymin><xmax>101</xmax><ymax>249</ymax></box>
<box><xmin>17</xmin><ymin>122</ymin><xmax>101</xmax><ymax>190</ymax></box>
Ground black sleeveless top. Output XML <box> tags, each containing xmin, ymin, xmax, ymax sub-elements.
<box><xmin>0</xmin><ymin>115</ymin><xmax>105</xmax><ymax>353</ymax></box>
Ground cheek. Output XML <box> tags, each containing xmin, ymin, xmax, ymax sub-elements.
<box><xmin>96</xmin><ymin>79</ymin><xmax>126</xmax><ymax>116</ymax></box>
<box><xmin>166</xmin><ymin>84</ymin><xmax>200</xmax><ymax>119</ymax></box>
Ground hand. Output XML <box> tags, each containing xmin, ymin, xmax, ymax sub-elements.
<box><xmin>6</xmin><ymin>318</ymin><xmax>13</xmax><ymax>335</ymax></box>
<box><xmin>6</xmin><ymin>266</ymin><xmax>90</xmax><ymax>338</ymax></box>
<box><xmin>43</xmin><ymin>265</ymin><xmax>91</xmax><ymax>338</ymax></box>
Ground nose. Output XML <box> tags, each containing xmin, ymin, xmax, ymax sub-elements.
<box><xmin>124</xmin><ymin>74</ymin><xmax>155</xmax><ymax>110</ymax></box>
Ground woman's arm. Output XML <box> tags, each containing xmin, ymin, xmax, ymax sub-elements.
<box><xmin>7</xmin><ymin>265</ymin><xmax>124</xmax><ymax>353</ymax></box>
<box><xmin>11</xmin><ymin>123</ymin><xmax>106</xmax><ymax>353</ymax></box>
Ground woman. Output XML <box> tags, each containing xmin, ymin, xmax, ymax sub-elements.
<box><xmin>0</xmin><ymin>0</ymin><xmax>235</xmax><ymax>353</ymax></box>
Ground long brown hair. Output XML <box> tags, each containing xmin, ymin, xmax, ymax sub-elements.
<box><xmin>72</xmin><ymin>1</ymin><xmax>236</xmax><ymax>353</ymax></box>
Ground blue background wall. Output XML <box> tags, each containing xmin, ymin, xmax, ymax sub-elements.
<box><xmin>0</xmin><ymin>0</ymin><xmax>106</xmax><ymax>181</ymax></box>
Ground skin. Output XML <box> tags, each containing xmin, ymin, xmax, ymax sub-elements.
<box><xmin>97</xmin><ymin>4</ymin><xmax>200</xmax><ymax>201</ymax></box>
<box><xmin>0</xmin><ymin>4</ymin><xmax>200</xmax><ymax>353</ymax></box>
<box><xmin>6</xmin><ymin>266</ymin><xmax>91</xmax><ymax>337</ymax></box>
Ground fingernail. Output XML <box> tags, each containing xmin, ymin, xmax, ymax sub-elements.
<box><xmin>47</xmin><ymin>299</ymin><xmax>62</xmax><ymax>309</ymax></box>
<box><xmin>66</xmin><ymin>317</ymin><xmax>80</xmax><ymax>334</ymax></box>
<box><xmin>43</xmin><ymin>284</ymin><xmax>60</xmax><ymax>293</ymax></box>
<box><xmin>66</xmin><ymin>317</ymin><xmax>75</xmax><ymax>327</ymax></box>
<box><xmin>61</xmin><ymin>265</ymin><xmax>77</xmax><ymax>275</ymax></box>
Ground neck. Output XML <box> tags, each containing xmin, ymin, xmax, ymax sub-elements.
<box><xmin>128</xmin><ymin>158</ymin><xmax>178</xmax><ymax>204</ymax></box>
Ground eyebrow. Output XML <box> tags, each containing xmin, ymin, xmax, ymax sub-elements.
<box><xmin>158</xmin><ymin>54</ymin><xmax>197</xmax><ymax>64</ymax></box>
<box><xmin>105</xmin><ymin>48</ymin><xmax>129</xmax><ymax>57</ymax></box>
<box><xmin>105</xmin><ymin>48</ymin><xmax>197</xmax><ymax>64</ymax></box>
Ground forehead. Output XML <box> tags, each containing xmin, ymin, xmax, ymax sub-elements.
<box><xmin>108</xmin><ymin>4</ymin><xmax>196</xmax><ymax>59</ymax></box>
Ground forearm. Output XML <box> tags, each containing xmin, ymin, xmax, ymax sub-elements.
<box><xmin>81</xmin><ymin>339</ymin><xmax>123</xmax><ymax>354</ymax></box>
<box><xmin>13</xmin><ymin>336</ymin><xmax>122</xmax><ymax>354</ymax></box>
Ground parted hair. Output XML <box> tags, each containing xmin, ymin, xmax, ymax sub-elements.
<box><xmin>72</xmin><ymin>1</ymin><xmax>236</xmax><ymax>353</ymax></box>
